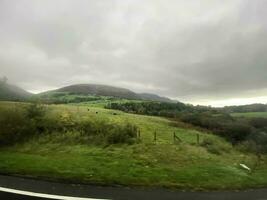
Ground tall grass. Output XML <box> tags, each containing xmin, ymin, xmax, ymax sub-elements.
<box><xmin>0</xmin><ymin>106</ymin><xmax>35</xmax><ymax>145</ymax></box>
<box><xmin>0</xmin><ymin>103</ymin><xmax>138</xmax><ymax>146</ymax></box>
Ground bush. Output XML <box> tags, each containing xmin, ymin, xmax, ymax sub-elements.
<box><xmin>250</xmin><ymin>118</ymin><xmax>267</xmax><ymax>129</ymax></box>
<box><xmin>0</xmin><ymin>103</ymin><xmax>138</xmax><ymax>146</ymax></box>
<box><xmin>245</xmin><ymin>131</ymin><xmax>267</xmax><ymax>154</ymax></box>
<box><xmin>0</xmin><ymin>107</ymin><xmax>36</xmax><ymax>145</ymax></box>
<box><xmin>26</xmin><ymin>103</ymin><xmax>45</xmax><ymax>120</ymax></box>
<box><xmin>0</xmin><ymin>103</ymin><xmax>48</xmax><ymax>145</ymax></box>
<box><xmin>179</xmin><ymin>113</ymin><xmax>254</xmax><ymax>144</ymax></box>
<box><xmin>106</xmin><ymin>123</ymin><xmax>138</xmax><ymax>145</ymax></box>
<box><xmin>200</xmin><ymin>138</ymin><xmax>230</xmax><ymax>155</ymax></box>
<box><xmin>78</xmin><ymin>118</ymin><xmax>138</xmax><ymax>145</ymax></box>
<box><xmin>221</xmin><ymin>123</ymin><xmax>252</xmax><ymax>144</ymax></box>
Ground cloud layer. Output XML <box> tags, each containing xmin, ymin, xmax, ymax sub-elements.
<box><xmin>0</xmin><ymin>0</ymin><xmax>267</xmax><ymax>106</ymax></box>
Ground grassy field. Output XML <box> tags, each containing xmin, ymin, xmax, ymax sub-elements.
<box><xmin>0</xmin><ymin>101</ymin><xmax>267</xmax><ymax>190</ymax></box>
<box><xmin>231</xmin><ymin>112</ymin><xmax>267</xmax><ymax>118</ymax></box>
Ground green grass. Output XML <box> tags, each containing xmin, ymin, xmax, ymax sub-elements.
<box><xmin>0</xmin><ymin>101</ymin><xmax>267</xmax><ymax>190</ymax></box>
<box><xmin>1</xmin><ymin>143</ymin><xmax>267</xmax><ymax>190</ymax></box>
<box><xmin>231</xmin><ymin>112</ymin><xmax>267</xmax><ymax>118</ymax></box>
<box><xmin>45</xmin><ymin>104</ymin><xmax>218</xmax><ymax>144</ymax></box>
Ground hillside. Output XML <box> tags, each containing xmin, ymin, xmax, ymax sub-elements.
<box><xmin>222</xmin><ymin>103</ymin><xmax>267</xmax><ymax>113</ymax></box>
<box><xmin>40</xmin><ymin>84</ymin><xmax>173</xmax><ymax>102</ymax></box>
<box><xmin>55</xmin><ymin>84</ymin><xmax>139</xmax><ymax>99</ymax></box>
<box><xmin>0</xmin><ymin>82</ymin><xmax>32</xmax><ymax>101</ymax></box>
<box><xmin>138</xmin><ymin>93</ymin><xmax>174</xmax><ymax>102</ymax></box>
<box><xmin>0</xmin><ymin>101</ymin><xmax>266</xmax><ymax>190</ymax></box>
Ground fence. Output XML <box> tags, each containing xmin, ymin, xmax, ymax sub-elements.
<box><xmin>137</xmin><ymin>129</ymin><xmax>201</xmax><ymax>144</ymax></box>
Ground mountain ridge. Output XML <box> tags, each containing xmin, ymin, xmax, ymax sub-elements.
<box><xmin>0</xmin><ymin>81</ymin><xmax>32</xmax><ymax>101</ymax></box>
<box><xmin>41</xmin><ymin>83</ymin><xmax>174</xmax><ymax>102</ymax></box>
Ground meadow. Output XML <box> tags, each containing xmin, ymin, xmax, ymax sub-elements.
<box><xmin>0</xmin><ymin>101</ymin><xmax>267</xmax><ymax>190</ymax></box>
<box><xmin>231</xmin><ymin>112</ymin><xmax>267</xmax><ymax>118</ymax></box>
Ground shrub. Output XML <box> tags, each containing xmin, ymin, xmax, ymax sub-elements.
<box><xmin>78</xmin><ymin>118</ymin><xmax>138</xmax><ymax>145</ymax></box>
<box><xmin>106</xmin><ymin>123</ymin><xmax>138</xmax><ymax>145</ymax></box>
<box><xmin>0</xmin><ymin>107</ymin><xmax>36</xmax><ymax>145</ymax></box>
<box><xmin>0</xmin><ymin>103</ymin><xmax>138</xmax><ymax>146</ymax></box>
<box><xmin>245</xmin><ymin>131</ymin><xmax>267</xmax><ymax>154</ymax></box>
<box><xmin>0</xmin><ymin>103</ymin><xmax>49</xmax><ymax>145</ymax></box>
<box><xmin>200</xmin><ymin>138</ymin><xmax>230</xmax><ymax>155</ymax></box>
<box><xmin>180</xmin><ymin>113</ymin><xmax>254</xmax><ymax>144</ymax></box>
<box><xmin>221</xmin><ymin>123</ymin><xmax>252</xmax><ymax>144</ymax></box>
<box><xmin>250</xmin><ymin>118</ymin><xmax>267</xmax><ymax>129</ymax></box>
<box><xmin>26</xmin><ymin>103</ymin><xmax>45</xmax><ymax>120</ymax></box>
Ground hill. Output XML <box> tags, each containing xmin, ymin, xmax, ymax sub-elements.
<box><xmin>138</xmin><ymin>93</ymin><xmax>174</xmax><ymax>102</ymax></box>
<box><xmin>55</xmin><ymin>84</ymin><xmax>139</xmax><ymax>99</ymax></box>
<box><xmin>40</xmin><ymin>84</ymin><xmax>173</xmax><ymax>102</ymax></box>
<box><xmin>0</xmin><ymin>81</ymin><xmax>32</xmax><ymax>101</ymax></box>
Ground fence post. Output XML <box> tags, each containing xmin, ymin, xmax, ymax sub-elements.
<box><xmin>138</xmin><ymin>129</ymin><xmax>141</xmax><ymax>139</ymax></box>
<box><xmin>173</xmin><ymin>132</ymin><xmax>182</xmax><ymax>144</ymax></box>
<box><xmin>154</xmin><ymin>131</ymin><xmax>157</xmax><ymax>142</ymax></box>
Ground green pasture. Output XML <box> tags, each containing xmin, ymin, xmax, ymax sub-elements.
<box><xmin>231</xmin><ymin>112</ymin><xmax>267</xmax><ymax>118</ymax></box>
<box><xmin>0</xmin><ymin>101</ymin><xmax>267</xmax><ymax>190</ymax></box>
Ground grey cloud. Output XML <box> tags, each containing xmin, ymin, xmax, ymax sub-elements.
<box><xmin>0</xmin><ymin>0</ymin><xmax>266</xmax><ymax>105</ymax></box>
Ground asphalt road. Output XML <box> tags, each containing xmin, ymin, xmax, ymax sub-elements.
<box><xmin>0</xmin><ymin>175</ymin><xmax>267</xmax><ymax>200</ymax></box>
<box><xmin>0</xmin><ymin>192</ymin><xmax>52</xmax><ymax>200</ymax></box>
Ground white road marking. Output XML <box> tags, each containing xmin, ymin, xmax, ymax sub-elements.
<box><xmin>0</xmin><ymin>186</ymin><xmax>110</xmax><ymax>200</ymax></box>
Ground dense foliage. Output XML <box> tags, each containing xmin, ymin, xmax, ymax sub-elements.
<box><xmin>0</xmin><ymin>106</ymin><xmax>36</xmax><ymax>145</ymax></box>
<box><xmin>221</xmin><ymin>104</ymin><xmax>267</xmax><ymax>113</ymax></box>
<box><xmin>106</xmin><ymin>101</ymin><xmax>267</xmax><ymax>153</ymax></box>
<box><xmin>180</xmin><ymin>113</ymin><xmax>246</xmax><ymax>141</ymax></box>
<box><xmin>0</xmin><ymin>104</ymin><xmax>138</xmax><ymax>146</ymax></box>
<box><xmin>105</xmin><ymin>101</ymin><xmax>218</xmax><ymax>117</ymax></box>
<box><xmin>106</xmin><ymin>101</ymin><xmax>267</xmax><ymax>115</ymax></box>
<box><xmin>174</xmin><ymin>113</ymin><xmax>267</xmax><ymax>153</ymax></box>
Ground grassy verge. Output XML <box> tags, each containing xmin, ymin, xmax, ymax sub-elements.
<box><xmin>0</xmin><ymin>143</ymin><xmax>267</xmax><ymax>190</ymax></box>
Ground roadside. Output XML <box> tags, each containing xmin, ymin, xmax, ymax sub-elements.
<box><xmin>0</xmin><ymin>175</ymin><xmax>267</xmax><ymax>200</ymax></box>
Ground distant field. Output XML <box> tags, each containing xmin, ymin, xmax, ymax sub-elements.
<box><xmin>76</xmin><ymin>98</ymin><xmax>143</xmax><ymax>108</ymax></box>
<box><xmin>231</xmin><ymin>112</ymin><xmax>267</xmax><ymax>118</ymax></box>
<box><xmin>0</xmin><ymin>101</ymin><xmax>267</xmax><ymax>190</ymax></box>
<box><xmin>34</xmin><ymin>91</ymin><xmax>144</xmax><ymax>108</ymax></box>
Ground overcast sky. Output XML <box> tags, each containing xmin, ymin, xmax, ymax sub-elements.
<box><xmin>0</xmin><ymin>0</ymin><xmax>267</xmax><ymax>106</ymax></box>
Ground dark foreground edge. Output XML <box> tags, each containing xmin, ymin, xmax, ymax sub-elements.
<box><xmin>0</xmin><ymin>175</ymin><xmax>267</xmax><ymax>200</ymax></box>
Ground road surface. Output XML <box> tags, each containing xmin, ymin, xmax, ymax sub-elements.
<box><xmin>0</xmin><ymin>175</ymin><xmax>267</xmax><ymax>200</ymax></box>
